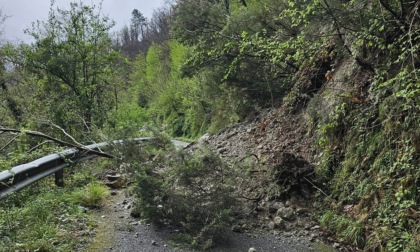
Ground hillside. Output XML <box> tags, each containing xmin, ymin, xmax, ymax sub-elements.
<box><xmin>0</xmin><ymin>0</ymin><xmax>419</xmax><ymax>251</ymax></box>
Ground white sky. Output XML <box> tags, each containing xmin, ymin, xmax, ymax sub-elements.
<box><xmin>0</xmin><ymin>0</ymin><xmax>165</xmax><ymax>43</ymax></box>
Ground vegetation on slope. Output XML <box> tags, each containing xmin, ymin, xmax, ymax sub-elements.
<box><xmin>0</xmin><ymin>0</ymin><xmax>419</xmax><ymax>251</ymax></box>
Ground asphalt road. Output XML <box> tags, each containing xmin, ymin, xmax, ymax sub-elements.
<box><xmin>84</xmin><ymin>190</ymin><xmax>335</xmax><ymax>252</ymax></box>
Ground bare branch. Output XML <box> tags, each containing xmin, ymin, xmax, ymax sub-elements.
<box><xmin>47</xmin><ymin>121</ymin><xmax>83</xmax><ymax>146</ymax></box>
<box><xmin>0</xmin><ymin>127</ymin><xmax>114</xmax><ymax>159</ymax></box>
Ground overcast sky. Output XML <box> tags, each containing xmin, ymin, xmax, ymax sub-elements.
<box><xmin>0</xmin><ymin>0</ymin><xmax>166</xmax><ymax>43</ymax></box>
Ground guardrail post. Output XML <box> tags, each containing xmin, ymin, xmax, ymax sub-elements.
<box><xmin>55</xmin><ymin>170</ymin><xmax>64</xmax><ymax>187</ymax></box>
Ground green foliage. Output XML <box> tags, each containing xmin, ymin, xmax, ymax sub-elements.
<box><xmin>320</xmin><ymin>210</ymin><xmax>366</xmax><ymax>248</ymax></box>
<box><xmin>0</xmin><ymin>181</ymin><xmax>95</xmax><ymax>251</ymax></box>
<box><xmin>131</xmin><ymin>141</ymin><xmax>235</xmax><ymax>249</ymax></box>
<box><xmin>314</xmin><ymin>90</ymin><xmax>419</xmax><ymax>250</ymax></box>
<box><xmin>300</xmin><ymin>1</ymin><xmax>420</xmax><ymax>250</ymax></box>
<box><xmin>71</xmin><ymin>182</ymin><xmax>110</xmax><ymax>208</ymax></box>
<box><xmin>23</xmin><ymin>1</ymin><xmax>120</xmax><ymax>135</ymax></box>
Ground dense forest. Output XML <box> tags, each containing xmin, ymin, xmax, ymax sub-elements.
<box><xmin>0</xmin><ymin>0</ymin><xmax>419</xmax><ymax>251</ymax></box>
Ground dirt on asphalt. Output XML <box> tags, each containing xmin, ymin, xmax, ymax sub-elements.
<box><xmin>83</xmin><ymin>189</ymin><xmax>335</xmax><ymax>252</ymax></box>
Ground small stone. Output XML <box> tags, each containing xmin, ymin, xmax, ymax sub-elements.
<box><xmin>130</xmin><ymin>208</ymin><xmax>141</xmax><ymax>218</ymax></box>
<box><xmin>101</xmin><ymin>215</ymin><xmax>106</xmax><ymax>218</ymax></box>
<box><xmin>273</xmin><ymin>216</ymin><xmax>286</xmax><ymax>230</ymax></box>
<box><xmin>198</xmin><ymin>133</ymin><xmax>210</xmax><ymax>143</ymax></box>
<box><xmin>276</xmin><ymin>207</ymin><xmax>296</xmax><ymax>221</ymax></box>
<box><xmin>333</xmin><ymin>243</ymin><xmax>340</xmax><ymax>248</ymax></box>
<box><xmin>268</xmin><ymin>221</ymin><xmax>275</xmax><ymax>230</ymax></box>
<box><xmin>218</xmin><ymin>147</ymin><xmax>228</xmax><ymax>153</ymax></box>
<box><xmin>248</xmin><ymin>247</ymin><xmax>257</xmax><ymax>252</ymax></box>
<box><xmin>232</xmin><ymin>225</ymin><xmax>242</xmax><ymax>233</ymax></box>
<box><xmin>311</xmin><ymin>225</ymin><xmax>321</xmax><ymax>230</ymax></box>
<box><xmin>296</xmin><ymin>208</ymin><xmax>307</xmax><ymax>214</ymax></box>
<box><xmin>151</xmin><ymin>240</ymin><xmax>157</xmax><ymax>246</ymax></box>
<box><xmin>242</xmin><ymin>224</ymin><xmax>248</xmax><ymax>231</ymax></box>
<box><xmin>256</xmin><ymin>205</ymin><xmax>264</xmax><ymax>212</ymax></box>
<box><xmin>164</xmin><ymin>244</ymin><xmax>167</xmax><ymax>247</ymax></box>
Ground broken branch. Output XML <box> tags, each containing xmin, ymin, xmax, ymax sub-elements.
<box><xmin>0</xmin><ymin>127</ymin><xmax>114</xmax><ymax>159</ymax></box>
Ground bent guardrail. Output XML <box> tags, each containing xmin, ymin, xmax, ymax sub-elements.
<box><xmin>0</xmin><ymin>138</ymin><xmax>189</xmax><ymax>200</ymax></box>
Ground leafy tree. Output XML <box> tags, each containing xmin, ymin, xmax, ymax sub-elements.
<box><xmin>172</xmin><ymin>0</ymin><xmax>304</xmax><ymax>110</ymax></box>
<box><xmin>23</xmin><ymin>1</ymin><xmax>120</xmax><ymax>133</ymax></box>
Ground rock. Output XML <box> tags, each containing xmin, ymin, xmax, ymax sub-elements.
<box><xmin>310</xmin><ymin>225</ymin><xmax>321</xmax><ymax>230</ymax></box>
<box><xmin>105</xmin><ymin>174</ymin><xmax>126</xmax><ymax>189</ymax></box>
<box><xmin>241</xmin><ymin>223</ymin><xmax>251</xmax><ymax>232</ymax></box>
<box><xmin>217</xmin><ymin>147</ymin><xmax>228</xmax><ymax>154</ymax></box>
<box><xmin>268</xmin><ymin>202</ymin><xmax>283</xmax><ymax>213</ymax></box>
<box><xmin>198</xmin><ymin>133</ymin><xmax>210</xmax><ymax>143</ymax></box>
<box><xmin>273</xmin><ymin>216</ymin><xmax>286</xmax><ymax>230</ymax></box>
<box><xmin>296</xmin><ymin>208</ymin><xmax>307</xmax><ymax>215</ymax></box>
<box><xmin>284</xmin><ymin>232</ymin><xmax>292</xmax><ymax>237</ymax></box>
<box><xmin>130</xmin><ymin>208</ymin><xmax>141</xmax><ymax>218</ymax></box>
<box><xmin>151</xmin><ymin>240</ymin><xmax>157</xmax><ymax>246</ymax></box>
<box><xmin>268</xmin><ymin>221</ymin><xmax>275</xmax><ymax>230</ymax></box>
<box><xmin>231</xmin><ymin>225</ymin><xmax>242</xmax><ymax>233</ymax></box>
<box><xmin>276</xmin><ymin>207</ymin><xmax>296</xmax><ymax>221</ymax></box>
<box><xmin>333</xmin><ymin>243</ymin><xmax>340</xmax><ymax>248</ymax></box>
<box><xmin>256</xmin><ymin>205</ymin><xmax>264</xmax><ymax>212</ymax></box>
<box><xmin>248</xmin><ymin>247</ymin><xmax>257</xmax><ymax>252</ymax></box>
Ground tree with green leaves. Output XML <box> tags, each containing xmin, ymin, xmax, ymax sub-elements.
<box><xmin>23</xmin><ymin>1</ymin><xmax>120</xmax><ymax>132</ymax></box>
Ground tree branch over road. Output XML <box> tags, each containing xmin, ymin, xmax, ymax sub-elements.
<box><xmin>0</xmin><ymin>127</ymin><xmax>114</xmax><ymax>159</ymax></box>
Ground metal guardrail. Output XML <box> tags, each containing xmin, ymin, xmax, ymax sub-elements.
<box><xmin>0</xmin><ymin>137</ymin><xmax>189</xmax><ymax>200</ymax></box>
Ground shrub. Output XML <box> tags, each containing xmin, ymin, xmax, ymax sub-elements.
<box><xmin>132</xmin><ymin>144</ymin><xmax>236</xmax><ymax>249</ymax></box>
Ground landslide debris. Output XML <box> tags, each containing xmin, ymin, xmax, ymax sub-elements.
<box><xmin>187</xmin><ymin>104</ymin><xmax>327</xmax><ymax>244</ymax></box>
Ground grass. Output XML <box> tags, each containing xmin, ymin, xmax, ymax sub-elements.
<box><xmin>0</xmin><ymin>179</ymin><xmax>96</xmax><ymax>251</ymax></box>
<box><xmin>71</xmin><ymin>182</ymin><xmax>110</xmax><ymax>208</ymax></box>
<box><xmin>0</xmin><ymin>165</ymin><xmax>111</xmax><ymax>252</ymax></box>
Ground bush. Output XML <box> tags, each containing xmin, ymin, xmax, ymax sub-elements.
<box><xmin>132</xmin><ymin>144</ymin><xmax>236</xmax><ymax>249</ymax></box>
